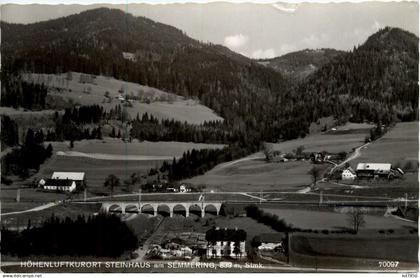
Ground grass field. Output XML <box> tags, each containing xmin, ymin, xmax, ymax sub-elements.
<box><xmin>262</xmin><ymin>207</ymin><xmax>416</xmax><ymax>230</ymax></box>
<box><xmin>351</xmin><ymin>122</ymin><xmax>419</xmax><ymax>167</ymax></box>
<box><xmin>24</xmin><ymin>72</ymin><xmax>223</xmax><ymax>124</ymax></box>
<box><xmin>49</xmin><ymin>138</ymin><xmax>225</xmax><ymax>157</ymax></box>
<box><xmin>184</xmin><ymin>160</ymin><xmax>315</xmax><ymax>192</ymax></box>
<box><xmin>183</xmin><ymin>122</ymin><xmax>370</xmax><ymax>191</ymax></box>
<box><xmin>290</xmin><ymin>233</ymin><xmax>419</xmax><ymax>269</ymax></box>
<box><xmin>271</xmin><ymin>131</ymin><xmax>370</xmax><ymax>154</ymax></box>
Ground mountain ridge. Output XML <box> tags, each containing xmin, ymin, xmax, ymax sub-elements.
<box><xmin>1</xmin><ymin>8</ymin><xmax>418</xmax><ymax>141</ymax></box>
<box><xmin>257</xmin><ymin>48</ymin><xmax>345</xmax><ymax>80</ymax></box>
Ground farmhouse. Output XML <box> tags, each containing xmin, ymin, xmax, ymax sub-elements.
<box><xmin>341</xmin><ymin>167</ymin><xmax>357</xmax><ymax>180</ymax></box>
<box><xmin>205</xmin><ymin>227</ymin><xmax>247</xmax><ymax>259</ymax></box>
<box><xmin>356</xmin><ymin>163</ymin><xmax>391</xmax><ymax>178</ymax></box>
<box><xmin>40</xmin><ymin>172</ymin><xmax>85</xmax><ymax>192</ymax></box>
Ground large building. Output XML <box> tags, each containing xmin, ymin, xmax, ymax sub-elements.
<box><xmin>40</xmin><ymin>172</ymin><xmax>85</xmax><ymax>192</ymax></box>
<box><xmin>356</xmin><ymin>163</ymin><xmax>391</xmax><ymax>178</ymax></box>
<box><xmin>205</xmin><ymin>227</ymin><xmax>247</xmax><ymax>259</ymax></box>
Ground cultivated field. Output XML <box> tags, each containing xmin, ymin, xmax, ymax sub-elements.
<box><xmin>24</xmin><ymin>72</ymin><xmax>223</xmax><ymax>124</ymax></box>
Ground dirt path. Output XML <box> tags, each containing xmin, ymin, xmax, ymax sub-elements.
<box><xmin>1</xmin><ymin>201</ymin><xmax>61</xmax><ymax>216</ymax></box>
<box><xmin>56</xmin><ymin>151</ymin><xmax>177</xmax><ymax>161</ymax></box>
<box><xmin>329</xmin><ymin>142</ymin><xmax>370</xmax><ymax>174</ymax></box>
<box><xmin>215</xmin><ymin>153</ymin><xmax>265</xmax><ymax>170</ymax></box>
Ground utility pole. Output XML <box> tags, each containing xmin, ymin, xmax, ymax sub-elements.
<box><xmin>260</xmin><ymin>190</ymin><xmax>262</xmax><ymax>204</ymax></box>
<box><xmin>404</xmin><ymin>193</ymin><xmax>408</xmax><ymax>212</ymax></box>
<box><xmin>319</xmin><ymin>191</ymin><xmax>323</xmax><ymax>206</ymax></box>
<box><xmin>16</xmin><ymin>189</ymin><xmax>21</xmax><ymax>203</ymax></box>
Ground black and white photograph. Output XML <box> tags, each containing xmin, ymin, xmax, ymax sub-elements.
<box><xmin>0</xmin><ymin>0</ymin><xmax>419</xmax><ymax>274</ymax></box>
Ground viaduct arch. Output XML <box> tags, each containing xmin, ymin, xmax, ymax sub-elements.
<box><xmin>102</xmin><ymin>201</ymin><xmax>223</xmax><ymax>218</ymax></box>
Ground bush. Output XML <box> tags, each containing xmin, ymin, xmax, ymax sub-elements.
<box><xmin>245</xmin><ymin>205</ymin><xmax>291</xmax><ymax>232</ymax></box>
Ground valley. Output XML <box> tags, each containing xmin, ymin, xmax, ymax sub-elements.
<box><xmin>0</xmin><ymin>6</ymin><xmax>418</xmax><ymax>273</ymax></box>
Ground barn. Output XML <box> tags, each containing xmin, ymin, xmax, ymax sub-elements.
<box><xmin>356</xmin><ymin>163</ymin><xmax>391</xmax><ymax>178</ymax></box>
<box><xmin>40</xmin><ymin>172</ymin><xmax>85</xmax><ymax>192</ymax></box>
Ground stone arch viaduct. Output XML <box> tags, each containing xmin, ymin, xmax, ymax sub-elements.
<box><xmin>101</xmin><ymin>201</ymin><xmax>223</xmax><ymax>218</ymax></box>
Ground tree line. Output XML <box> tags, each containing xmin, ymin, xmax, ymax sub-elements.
<box><xmin>1</xmin><ymin>128</ymin><xmax>53</xmax><ymax>178</ymax></box>
<box><xmin>1</xmin><ymin>69</ymin><xmax>48</xmax><ymax>110</ymax></box>
<box><xmin>158</xmin><ymin>144</ymin><xmax>255</xmax><ymax>181</ymax></box>
<box><xmin>130</xmin><ymin>113</ymin><xmax>232</xmax><ymax>144</ymax></box>
<box><xmin>245</xmin><ymin>205</ymin><xmax>292</xmax><ymax>232</ymax></box>
<box><xmin>1</xmin><ymin>115</ymin><xmax>19</xmax><ymax>150</ymax></box>
<box><xmin>1</xmin><ymin>214</ymin><xmax>138</xmax><ymax>258</ymax></box>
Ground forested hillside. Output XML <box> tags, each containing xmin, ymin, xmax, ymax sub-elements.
<box><xmin>1</xmin><ymin>9</ymin><xmax>418</xmax><ymax>143</ymax></box>
<box><xmin>1</xmin><ymin>8</ymin><xmax>292</xmax><ymax>144</ymax></box>
<box><xmin>288</xmin><ymin>27</ymin><xmax>419</xmax><ymax>126</ymax></box>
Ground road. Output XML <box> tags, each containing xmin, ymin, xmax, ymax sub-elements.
<box><xmin>329</xmin><ymin>142</ymin><xmax>370</xmax><ymax>174</ymax></box>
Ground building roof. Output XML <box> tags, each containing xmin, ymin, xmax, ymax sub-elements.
<box><xmin>51</xmin><ymin>172</ymin><xmax>85</xmax><ymax>181</ymax></box>
<box><xmin>259</xmin><ymin>233</ymin><xmax>286</xmax><ymax>243</ymax></box>
<box><xmin>45</xmin><ymin>179</ymin><xmax>74</xmax><ymax>187</ymax></box>
<box><xmin>206</xmin><ymin>227</ymin><xmax>247</xmax><ymax>242</ymax></box>
<box><xmin>343</xmin><ymin>167</ymin><xmax>356</xmax><ymax>175</ymax></box>
<box><xmin>356</xmin><ymin>163</ymin><xmax>391</xmax><ymax>172</ymax></box>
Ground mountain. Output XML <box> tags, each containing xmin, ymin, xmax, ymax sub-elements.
<box><xmin>1</xmin><ymin>8</ymin><xmax>293</xmax><ymax>143</ymax></box>
<box><xmin>258</xmin><ymin>48</ymin><xmax>345</xmax><ymax>80</ymax></box>
<box><xmin>1</xmin><ymin>9</ymin><xmax>418</xmax><ymax>142</ymax></box>
<box><xmin>289</xmin><ymin>27</ymin><xmax>418</xmax><ymax>125</ymax></box>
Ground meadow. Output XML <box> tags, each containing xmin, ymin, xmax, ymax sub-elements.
<box><xmin>24</xmin><ymin>72</ymin><xmax>223</xmax><ymax>124</ymax></box>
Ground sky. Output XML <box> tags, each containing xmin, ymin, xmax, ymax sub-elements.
<box><xmin>1</xmin><ymin>1</ymin><xmax>418</xmax><ymax>58</ymax></box>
